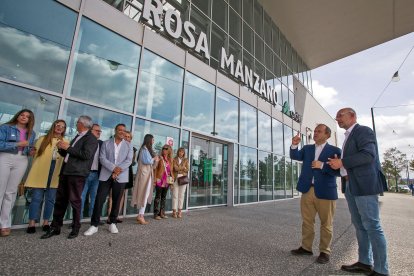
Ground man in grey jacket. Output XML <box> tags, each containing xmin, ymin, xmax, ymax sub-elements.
<box><xmin>84</xmin><ymin>123</ymin><xmax>133</xmax><ymax>236</ymax></box>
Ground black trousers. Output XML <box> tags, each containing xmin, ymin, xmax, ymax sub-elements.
<box><xmin>154</xmin><ymin>186</ymin><xmax>168</xmax><ymax>215</ymax></box>
<box><xmin>51</xmin><ymin>175</ymin><xmax>86</xmax><ymax>231</ymax></box>
<box><xmin>91</xmin><ymin>177</ymin><xmax>126</xmax><ymax>227</ymax></box>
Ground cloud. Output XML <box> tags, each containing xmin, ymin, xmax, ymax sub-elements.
<box><xmin>311</xmin><ymin>80</ymin><xmax>340</xmax><ymax>108</ymax></box>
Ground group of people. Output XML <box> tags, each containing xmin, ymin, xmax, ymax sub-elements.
<box><xmin>290</xmin><ymin>107</ymin><xmax>389</xmax><ymax>276</ymax></box>
<box><xmin>0</xmin><ymin>110</ymin><xmax>189</xmax><ymax>239</ymax></box>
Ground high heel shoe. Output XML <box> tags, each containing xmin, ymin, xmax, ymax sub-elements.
<box><xmin>136</xmin><ymin>216</ymin><xmax>149</xmax><ymax>225</ymax></box>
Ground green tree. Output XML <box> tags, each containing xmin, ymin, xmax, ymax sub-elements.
<box><xmin>381</xmin><ymin>147</ymin><xmax>407</xmax><ymax>192</ymax></box>
<box><xmin>409</xmin><ymin>159</ymin><xmax>414</xmax><ymax>172</ymax></box>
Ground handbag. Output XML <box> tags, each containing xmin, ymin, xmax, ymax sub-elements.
<box><xmin>162</xmin><ymin>158</ymin><xmax>174</xmax><ymax>185</ymax></box>
<box><xmin>177</xmin><ymin>175</ymin><xmax>189</xmax><ymax>186</ymax></box>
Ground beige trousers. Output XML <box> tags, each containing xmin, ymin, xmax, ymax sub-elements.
<box><xmin>172</xmin><ymin>180</ymin><xmax>187</xmax><ymax>210</ymax></box>
<box><xmin>300</xmin><ymin>187</ymin><xmax>336</xmax><ymax>254</ymax></box>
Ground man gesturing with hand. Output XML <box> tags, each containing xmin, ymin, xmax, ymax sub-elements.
<box><xmin>290</xmin><ymin>124</ymin><xmax>341</xmax><ymax>264</ymax></box>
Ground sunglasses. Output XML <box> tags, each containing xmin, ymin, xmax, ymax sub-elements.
<box><xmin>162</xmin><ymin>148</ymin><xmax>168</xmax><ymax>150</ymax></box>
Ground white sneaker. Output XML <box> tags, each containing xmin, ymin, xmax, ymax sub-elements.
<box><xmin>109</xmin><ymin>223</ymin><xmax>118</xmax><ymax>234</ymax></box>
<box><xmin>84</xmin><ymin>226</ymin><xmax>98</xmax><ymax>236</ymax></box>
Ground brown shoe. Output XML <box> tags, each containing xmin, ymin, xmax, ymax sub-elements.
<box><xmin>172</xmin><ymin>209</ymin><xmax>177</xmax><ymax>218</ymax></box>
<box><xmin>177</xmin><ymin>209</ymin><xmax>182</xmax><ymax>218</ymax></box>
<box><xmin>136</xmin><ymin>217</ymin><xmax>149</xmax><ymax>225</ymax></box>
<box><xmin>341</xmin><ymin>262</ymin><xmax>373</xmax><ymax>273</ymax></box>
<box><xmin>0</xmin><ymin>228</ymin><xmax>11</xmax><ymax>237</ymax></box>
<box><xmin>316</xmin><ymin>252</ymin><xmax>330</xmax><ymax>264</ymax></box>
<box><xmin>154</xmin><ymin>215</ymin><xmax>162</xmax><ymax>220</ymax></box>
<box><xmin>291</xmin><ymin>246</ymin><xmax>313</xmax><ymax>255</ymax></box>
<box><xmin>160</xmin><ymin>210</ymin><xmax>168</xmax><ymax>219</ymax></box>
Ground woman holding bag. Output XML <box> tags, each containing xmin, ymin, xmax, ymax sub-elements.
<box><xmin>0</xmin><ymin>109</ymin><xmax>36</xmax><ymax>237</ymax></box>
<box><xmin>25</xmin><ymin>120</ymin><xmax>67</xmax><ymax>234</ymax></box>
<box><xmin>172</xmin><ymin>147</ymin><xmax>189</xmax><ymax>218</ymax></box>
<box><xmin>153</xmin><ymin>144</ymin><xmax>174</xmax><ymax>220</ymax></box>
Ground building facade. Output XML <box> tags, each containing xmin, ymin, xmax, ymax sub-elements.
<box><xmin>0</xmin><ymin>0</ymin><xmax>337</xmax><ymax>227</ymax></box>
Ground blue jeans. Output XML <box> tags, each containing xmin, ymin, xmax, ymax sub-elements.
<box><xmin>28</xmin><ymin>160</ymin><xmax>57</xmax><ymax>222</ymax></box>
<box><xmin>28</xmin><ymin>188</ymin><xmax>57</xmax><ymax>221</ymax></box>
<box><xmin>345</xmin><ymin>183</ymin><xmax>389</xmax><ymax>275</ymax></box>
<box><xmin>81</xmin><ymin>171</ymin><xmax>99</xmax><ymax>218</ymax></box>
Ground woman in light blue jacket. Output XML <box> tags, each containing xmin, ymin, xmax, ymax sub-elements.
<box><xmin>0</xmin><ymin>109</ymin><xmax>36</xmax><ymax>237</ymax></box>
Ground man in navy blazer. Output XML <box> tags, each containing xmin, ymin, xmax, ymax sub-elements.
<box><xmin>328</xmin><ymin>108</ymin><xmax>389</xmax><ymax>276</ymax></box>
<box><xmin>290</xmin><ymin>124</ymin><xmax>341</xmax><ymax>264</ymax></box>
<box><xmin>84</xmin><ymin>123</ymin><xmax>133</xmax><ymax>236</ymax></box>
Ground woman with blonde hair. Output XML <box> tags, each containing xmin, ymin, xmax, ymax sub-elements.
<box><xmin>131</xmin><ymin>134</ymin><xmax>159</xmax><ymax>225</ymax></box>
<box><xmin>172</xmin><ymin>147</ymin><xmax>189</xmax><ymax>218</ymax></box>
<box><xmin>153</xmin><ymin>144</ymin><xmax>174</xmax><ymax>220</ymax></box>
<box><xmin>25</xmin><ymin>120</ymin><xmax>68</xmax><ymax>233</ymax></box>
<box><xmin>0</xmin><ymin>109</ymin><xmax>36</xmax><ymax>237</ymax></box>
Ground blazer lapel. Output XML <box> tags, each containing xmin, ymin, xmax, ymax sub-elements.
<box><xmin>343</xmin><ymin>124</ymin><xmax>359</xmax><ymax>153</ymax></box>
<box><xmin>109</xmin><ymin>139</ymin><xmax>115</xmax><ymax>163</ymax></box>
<box><xmin>318</xmin><ymin>143</ymin><xmax>329</xmax><ymax>161</ymax></box>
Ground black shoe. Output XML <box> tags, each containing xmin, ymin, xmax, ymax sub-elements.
<box><xmin>40</xmin><ymin>229</ymin><xmax>61</xmax><ymax>239</ymax></box>
<box><xmin>67</xmin><ymin>229</ymin><xmax>79</xmax><ymax>239</ymax></box>
<box><xmin>26</xmin><ymin>226</ymin><xmax>36</xmax><ymax>234</ymax></box>
<box><xmin>316</xmin><ymin>252</ymin><xmax>330</xmax><ymax>264</ymax></box>
<box><xmin>291</xmin><ymin>247</ymin><xmax>313</xmax><ymax>256</ymax></box>
<box><xmin>368</xmin><ymin>271</ymin><xmax>389</xmax><ymax>276</ymax></box>
<box><xmin>42</xmin><ymin>225</ymin><xmax>50</xmax><ymax>232</ymax></box>
<box><xmin>341</xmin><ymin>262</ymin><xmax>373</xmax><ymax>273</ymax></box>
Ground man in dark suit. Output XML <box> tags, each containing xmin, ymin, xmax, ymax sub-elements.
<box><xmin>290</xmin><ymin>124</ymin><xmax>341</xmax><ymax>264</ymax></box>
<box><xmin>41</xmin><ymin>115</ymin><xmax>98</xmax><ymax>239</ymax></box>
<box><xmin>328</xmin><ymin>107</ymin><xmax>389</xmax><ymax>276</ymax></box>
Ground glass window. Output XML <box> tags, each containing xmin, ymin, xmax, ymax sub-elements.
<box><xmin>274</xmin><ymin>78</ymin><xmax>282</xmax><ymax>107</ymax></box>
<box><xmin>243</xmin><ymin>51</ymin><xmax>254</xmax><ymax>74</ymax></box>
<box><xmin>272</xmin><ymin>118</ymin><xmax>284</xmax><ymax>155</ymax></box>
<box><xmin>242</xmin><ymin>0</ymin><xmax>253</xmax><ymax>26</ymax></box>
<box><xmin>240</xmin><ymin>146</ymin><xmax>257</xmax><ymax>203</ymax></box>
<box><xmin>282</xmin><ymin>84</ymin><xmax>289</xmax><ymax>107</ymax></box>
<box><xmin>230</xmin><ymin>0</ymin><xmax>241</xmax><ymax>14</ymax></box>
<box><xmin>280</xmin><ymin>33</ymin><xmax>287</xmax><ymax>66</ymax></box>
<box><xmin>273</xmin><ymin>154</ymin><xmax>285</xmax><ymax>199</ymax></box>
<box><xmin>274</xmin><ymin>55</ymin><xmax>281</xmax><ymax>78</ymax></box>
<box><xmin>255</xmin><ymin>61</ymin><xmax>265</xmax><ymax>82</ymax></box>
<box><xmin>137</xmin><ymin>49</ymin><xmax>184</xmax><ymax>125</ymax></box>
<box><xmin>0</xmin><ymin>0</ymin><xmax>77</xmax><ymax>92</ymax></box>
<box><xmin>289</xmin><ymin>90</ymin><xmax>295</xmax><ymax>112</ymax></box>
<box><xmin>243</xmin><ymin>23</ymin><xmax>254</xmax><ymax>53</ymax></box>
<box><xmin>211</xmin><ymin>23</ymin><xmax>228</xmax><ymax>61</ymax></box>
<box><xmin>192</xmin><ymin>0</ymin><xmax>211</xmax><ymax>17</ymax></box>
<box><xmin>258</xmin><ymin>111</ymin><xmax>271</xmax><ymax>152</ymax></box>
<box><xmin>292</xmin><ymin>161</ymin><xmax>300</xmax><ymax>196</ymax></box>
<box><xmin>285</xmin><ymin>157</ymin><xmax>293</xmax><ymax>197</ymax></box>
<box><xmin>272</xmin><ymin>23</ymin><xmax>280</xmax><ymax>57</ymax></box>
<box><xmin>234</xmin><ymin>144</ymin><xmax>239</xmax><ymax>204</ymax></box>
<box><xmin>212</xmin><ymin>0</ymin><xmax>227</xmax><ymax>31</ymax></box>
<box><xmin>239</xmin><ymin>101</ymin><xmax>257</xmax><ymax>148</ymax></box>
<box><xmin>253</xmin><ymin>0</ymin><xmax>263</xmax><ymax>36</ymax></box>
<box><xmin>229</xmin><ymin>8</ymin><xmax>242</xmax><ymax>43</ymax></box>
<box><xmin>181</xmin><ymin>129</ymin><xmax>190</xmax><ymax>157</ymax></box>
<box><xmin>68</xmin><ymin>18</ymin><xmax>140</xmax><ymax>113</ymax></box>
<box><xmin>264</xmin><ymin>12</ymin><xmax>272</xmax><ymax>46</ymax></box>
<box><xmin>183</xmin><ymin>72</ymin><xmax>215</xmax><ymax>134</ymax></box>
<box><xmin>283</xmin><ymin>124</ymin><xmax>292</xmax><ymax>157</ymax></box>
<box><xmin>255</xmin><ymin>34</ymin><xmax>264</xmax><ymax>63</ymax></box>
<box><xmin>259</xmin><ymin>151</ymin><xmax>272</xmax><ymax>201</ymax></box>
<box><xmin>133</xmin><ymin>118</ymin><xmax>180</xmax><ymax>157</ymax></box>
<box><xmin>0</xmin><ymin>82</ymin><xmax>60</xmax><ymax>139</ymax></box>
<box><xmin>265</xmin><ymin>46</ymin><xmax>273</xmax><ymax>71</ymax></box>
<box><xmin>62</xmin><ymin>100</ymin><xmax>132</xmax><ymax>141</ymax></box>
<box><xmin>229</xmin><ymin>38</ymin><xmax>242</xmax><ymax>62</ymax></box>
<box><xmin>215</xmin><ymin>89</ymin><xmax>238</xmax><ymax>141</ymax></box>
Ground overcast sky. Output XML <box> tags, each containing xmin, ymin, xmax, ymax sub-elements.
<box><xmin>311</xmin><ymin>32</ymin><xmax>414</xmax><ymax>163</ymax></box>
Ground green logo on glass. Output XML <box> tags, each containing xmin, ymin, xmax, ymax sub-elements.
<box><xmin>283</xmin><ymin>101</ymin><xmax>302</xmax><ymax>123</ymax></box>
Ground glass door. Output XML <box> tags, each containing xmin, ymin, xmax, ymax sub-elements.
<box><xmin>189</xmin><ymin>136</ymin><xmax>228</xmax><ymax>208</ymax></box>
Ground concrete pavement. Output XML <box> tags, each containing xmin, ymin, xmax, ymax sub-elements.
<box><xmin>1</xmin><ymin>193</ymin><xmax>413</xmax><ymax>275</ymax></box>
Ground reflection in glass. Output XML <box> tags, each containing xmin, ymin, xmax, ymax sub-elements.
<box><xmin>229</xmin><ymin>8</ymin><xmax>242</xmax><ymax>43</ymax></box>
<box><xmin>254</xmin><ymin>0</ymin><xmax>263</xmax><ymax>36</ymax></box>
<box><xmin>273</xmin><ymin>154</ymin><xmax>285</xmax><ymax>199</ymax></box>
<box><xmin>212</xmin><ymin>0</ymin><xmax>227</xmax><ymax>31</ymax></box>
<box><xmin>234</xmin><ymin>144</ymin><xmax>239</xmax><ymax>204</ymax></box>
<box><xmin>229</xmin><ymin>38</ymin><xmax>242</xmax><ymax>62</ymax></box>
<box><xmin>240</xmin><ymin>101</ymin><xmax>257</xmax><ymax>148</ymax></box>
<box><xmin>62</xmin><ymin>100</ymin><xmax>132</xmax><ymax>141</ymax></box>
<box><xmin>192</xmin><ymin>0</ymin><xmax>211</xmax><ymax>17</ymax></box>
<box><xmin>259</xmin><ymin>151</ymin><xmax>272</xmax><ymax>201</ymax></box>
<box><xmin>243</xmin><ymin>0</ymin><xmax>253</xmax><ymax>26</ymax></box>
<box><xmin>258</xmin><ymin>111</ymin><xmax>271</xmax><ymax>152</ymax></box>
<box><xmin>215</xmin><ymin>89</ymin><xmax>238</xmax><ymax>142</ymax></box>
<box><xmin>211</xmin><ymin>24</ymin><xmax>227</xmax><ymax>61</ymax></box>
<box><xmin>292</xmin><ymin>161</ymin><xmax>300</xmax><ymax>196</ymax></box>
<box><xmin>240</xmin><ymin>146</ymin><xmax>257</xmax><ymax>203</ymax></box>
<box><xmin>68</xmin><ymin>18</ymin><xmax>140</xmax><ymax>113</ymax></box>
<box><xmin>272</xmin><ymin>118</ymin><xmax>284</xmax><ymax>155</ymax></box>
<box><xmin>289</xmin><ymin>90</ymin><xmax>295</xmax><ymax>112</ymax></box>
<box><xmin>284</xmin><ymin>124</ymin><xmax>292</xmax><ymax>158</ymax></box>
<box><xmin>183</xmin><ymin>72</ymin><xmax>215</xmax><ymax>134</ymax></box>
<box><xmin>229</xmin><ymin>0</ymin><xmax>241</xmax><ymax>14</ymax></box>
<box><xmin>0</xmin><ymin>0</ymin><xmax>77</xmax><ymax>92</ymax></box>
<box><xmin>137</xmin><ymin>50</ymin><xmax>184</xmax><ymax>125</ymax></box>
<box><xmin>264</xmin><ymin>13</ymin><xmax>272</xmax><ymax>46</ymax></box>
<box><xmin>243</xmin><ymin>23</ymin><xmax>254</xmax><ymax>53</ymax></box>
<box><xmin>282</xmin><ymin>84</ymin><xmax>289</xmax><ymax>107</ymax></box>
<box><xmin>285</xmin><ymin>157</ymin><xmax>293</xmax><ymax>197</ymax></box>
